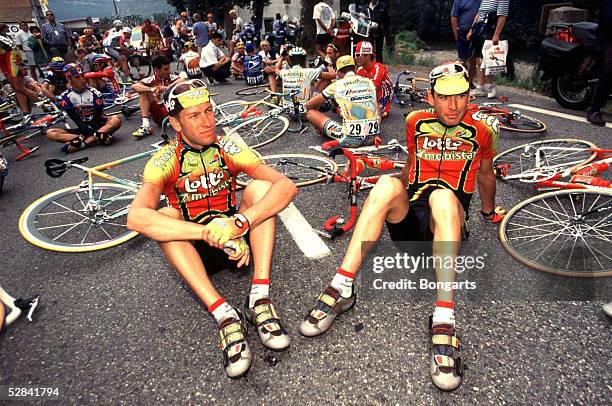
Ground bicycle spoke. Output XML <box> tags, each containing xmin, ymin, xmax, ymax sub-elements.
<box><xmin>50</xmin><ymin>201</ymin><xmax>89</xmax><ymax>221</ymax></box>
<box><xmin>52</xmin><ymin>218</ymin><xmax>90</xmax><ymax>241</ymax></box>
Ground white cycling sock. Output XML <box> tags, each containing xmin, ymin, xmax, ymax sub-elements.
<box><xmin>432</xmin><ymin>305</ymin><xmax>455</xmax><ymax>327</ymax></box>
<box><xmin>330</xmin><ymin>268</ymin><xmax>354</xmax><ymax>298</ymax></box>
<box><xmin>141</xmin><ymin>117</ymin><xmax>150</xmax><ymax>128</ymax></box>
<box><xmin>209</xmin><ymin>299</ymin><xmax>239</xmax><ymax>325</ymax></box>
<box><xmin>249</xmin><ymin>279</ymin><xmax>270</xmax><ymax>308</ymax></box>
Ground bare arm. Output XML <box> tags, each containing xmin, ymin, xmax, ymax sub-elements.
<box><xmin>239</xmin><ymin>164</ymin><xmax>298</xmax><ymax>227</ymax></box>
<box><xmin>305</xmin><ymin>93</ymin><xmax>326</xmax><ymax>110</ymax></box>
<box><xmin>127</xmin><ymin>182</ymin><xmax>205</xmax><ymax>242</ymax></box>
<box><xmin>477</xmin><ymin>157</ymin><xmax>496</xmax><ymax>213</ymax></box>
<box><xmin>131</xmin><ymin>81</ymin><xmax>155</xmax><ymax>93</ymax></box>
<box><xmin>492</xmin><ymin>16</ymin><xmax>507</xmax><ymax>44</ymax></box>
<box><xmin>451</xmin><ymin>16</ymin><xmax>459</xmax><ymax>40</ymax></box>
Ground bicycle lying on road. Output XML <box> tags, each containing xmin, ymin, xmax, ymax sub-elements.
<box><xmin>493</xmin><ymin>138</ymin><xmax>612</xmax><ymax>276</ymax></box>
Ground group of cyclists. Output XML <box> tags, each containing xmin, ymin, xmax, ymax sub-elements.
<box><xmin>1</xmin><ymin>8</ymin><xmax>510</xmax><ymax>393</ymax></box>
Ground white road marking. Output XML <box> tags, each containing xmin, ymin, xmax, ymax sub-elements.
<box><xmin>224</xmin><ymin>127</ymin><xmax>331</xmax><ymax>258</ymax></box>
<box><xmin>278</xmin><ymin>203</ymin><xmax>331</xmax><ymax>259</ymax></box>
<box><xmin>508</xmin><ymin>104</ymin><xmax>612</xmax><ymax>129</ymax></box>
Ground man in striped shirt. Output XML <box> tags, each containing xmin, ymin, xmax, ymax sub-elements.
<box><xmin>467</xmin><ymin>0</ymin><xmax>509</xmax><ymax>98</ymax></box>
<box><xmin>41</xmin><ymin>10</ymin><xmax>72</xmax><ymax>61</ymax></box>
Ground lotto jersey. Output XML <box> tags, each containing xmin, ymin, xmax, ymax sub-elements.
<box><xmin>143</xmin><ymin>135</ymin><xmax>262</xmax><ymax>223</ymax></box>
<box><xmin>405</xmin><ymin>109</ymin><xmax>499</xmax><ymax>201</ymax></box>
<box><xmin>58</xmin><ymin>86</ymin><xmax>105</xmax><ymax>122</ymax></box>
<box><xmin>278</xmin><ymin>66</ymin><xmax>321</xmax><ymax>103</ymax></box>
<box><xmin>356</xmin><ymin>62</ymin><xmax>393</xmax><ymax>116</ymax></box>
<box><xmin>323</xmin><ymin>72</ymin><xmax>380</xmax><ymax>137</ymax></box>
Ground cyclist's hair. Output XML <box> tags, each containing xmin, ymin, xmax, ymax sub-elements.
<box><xmin>152</xmin><ymin>55</ymin><xmax>171</xmax><ymax>70</ymax></box>
<box><xmin>75</xmin><ymin>47</ymin><xmax>87</xmax><ymax>55</ymax></box>
<box><xmin>210</xmin><ymin>32</ymin><xmax>223</xmax><ymax>41</ymax></box>
<box><xmin>260</xmin><ymin>40</ymin><xmax>270</xmax><ymax>47</ymax></box>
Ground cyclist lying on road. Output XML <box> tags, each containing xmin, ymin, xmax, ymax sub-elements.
<box><xmin>305</xmin><ymin>55</ymin><xmax>380</xmax><ymax>149</ymax></box>
<box><xmin>127</xmin><ymin>79</ymin><xmax>298</xmax><ymax>379</ymax></box>
<box><xmin>299</xmin><ymin>63</ymin><xmax>502</xmax><ymax>392</ymax></box>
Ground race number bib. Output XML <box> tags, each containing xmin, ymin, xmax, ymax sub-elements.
<box><xmin>342</xmin><ymin>119</ymin><xmax>380</xmax><ymax>138</ymax></box>
<box><xmin>246</xmin><ymin>75</ymin><xmax>264</xmax><ymax>85</ymax></box>
<box><xmin>282</xmin><ymin>98</ymin><xmax>306</xmax><ymax>114</ymax></box>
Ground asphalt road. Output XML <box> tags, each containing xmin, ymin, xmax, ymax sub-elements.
<box><xmin>0</xmin><ymin>68</ymin><xmax>611</xmax><ymax>404</ymax></box>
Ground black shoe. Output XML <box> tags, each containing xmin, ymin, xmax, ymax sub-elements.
<box><xmin>217</xmin><ymin>77</ymin><xmax>229</xmax><ymax>83</ymax></box>
<box><xmin>586</xmin><ymin>111</ymin><xmax>606</xmax><ymax>127</ymax></box>
<box><xmin>318</xmin><ymin>101</ymin><xmax>332</xmax><ymax>112</ymax></box>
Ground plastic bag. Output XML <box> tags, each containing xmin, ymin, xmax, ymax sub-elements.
<box><xmin>481</xmin><ymin>40</ymin><xmax>508</xmax><ymax>75</ymax></box>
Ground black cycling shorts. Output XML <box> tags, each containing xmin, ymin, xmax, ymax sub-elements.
<box><xmin>193</xmin><ymin>232</ymin><xmax>251</xmax><ymax>274</ymax></box>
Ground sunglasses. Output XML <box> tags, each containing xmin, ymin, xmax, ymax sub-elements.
<box><xmin>46</xmin><ymin>13</ymin><xmax>54</xmax><ymax>16</ymax></box>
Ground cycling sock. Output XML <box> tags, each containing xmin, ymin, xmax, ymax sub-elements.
<box><xmin>142</xmin><ymin>117</ymin><xmax>150</xmax><ymax>128</ymax></box>
<box><xmin>208</xmin><ymin>298</ymin><xmax>239</xmax><ymax>325</ymax></box>
<box><xmin>249</xmin><ymin>278</ymin><xmax>270</xmax><ymax>308</ymax></box>
<box><xmin>330</xmin><ymin>267</ymin><xmax>354</xmax><ymax>298</ymax></box>
<box><xmin>432</xmin><ymin>300</ymin><xmax>455</xmax><ymax>327</ymax></box>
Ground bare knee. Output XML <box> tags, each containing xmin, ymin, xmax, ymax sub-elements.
<box><xmin>429</xmin><ymin>189</ymin><xmax>462</xmax><ymax>223</ymax></box>
<box><xmin>242</xmin><ymin>179</ymin><xmax>272</xmax><ymax>206</ymax></box>
<box><xmin>367</xmin><ymin>175</ymin><xmax>405</xmax><ymax>207</ymax></box>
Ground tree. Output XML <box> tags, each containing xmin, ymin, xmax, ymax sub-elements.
<box><xmin>300</xmin><ymin>0</ymin><xmax>319</xmax><ymax>51</ymax></box>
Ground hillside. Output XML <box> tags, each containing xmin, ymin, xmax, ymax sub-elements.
<box><xmin>48</xmin><ymin>0</ymin><xmax>173</xmax><ymax>20</ymax></box>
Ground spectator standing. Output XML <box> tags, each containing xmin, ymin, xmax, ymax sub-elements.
<box><xmin>368</xmin><ymin>0</ymin><xmax>390</xmax><ymax>63</ymax></box>
<box><xmin>162</xmin><ymin>20</ymin><xmax>174</xmax><ymax>49</ymax></box>
<box><xmin>199</xmin><ymin>32</ymin><xmax>230</xmax><ymax>83</ymax></box>
<box><xmin>313</xmin><ymin>1</ymin><xmax>336</xmax><ymax>59</ymax></box>
<box><xmin>468</xmin><ymin>0</ymin><xmax>509</xmax><ymax>99</ymax></box>
<box><xmin>217</xmin><ymin>25</ymin><xmax>227</xmax><ymax>42</ymax></box>
<box><xmin>451</xmin><ymin>0</ymin><xmax>481</xmax><ymax>84</ymax></box>
<box><xmin>586</xmin><ymin>0</ymin><xmax>612</xmax><ymax>126</ymax></box>
<box><xmin>27</xmin><ymin>26</ymin><xmax>50</xmax><ymax>70</ymax></box>
<box><xmin>228</xmin><ymin>10</ymin><xmax>243</xmax><ymax>57</ymax></box>
<box><xmin>14</xmin><ymin>22</ymin><xmax>39</xmax><ymax>81</ymax></box>
<box><xmin>41</xmin><ymin>10</ymin><xmax>72</xmax><ymax>60</ymax></box>
<box><xmin>205</xmin><ymin>13</ymin><xmax>218</xmax><ymax>35</ymax></box>
<box><xmin>192</xmin><ymin>13</ymin><xmax>209</xmax><ymax>53</ymax></box>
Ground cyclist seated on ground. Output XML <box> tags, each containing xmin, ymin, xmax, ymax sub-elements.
<box><xmin>242</xmin><ymin>42</ymin><xmax>273</xmax><ymax>86</ymax></box>
<box><xmin>230</xmin><ymin>42</ymin><xmax>246</xmax><ymax>80</ymax></box>
<box><xmin>141</xmin><ymin>19</ymin><xmax>164</xmax><ymax>55</ymax></box>
<box><xmin>131</xmin><ymin>55</ymin><xmax>182</xmax><ymax>138</ymax></box>
<box><xmin>258</xmin><ymin>40</ymin><xmax>279</xmax><ymax>68</ymax></box>
<box><xmin>23</xmin><ymin>68</ymin><xmax>54</xmax><ymax>100</ymax></box>
<box><xmin>78</xmin><ymin>28</ymin><xmax>100</xmax><ymax>53</ymax></box>
<box><xmin>75</xmin><ymin>47</ymin><xmax>94</xmax><ymax>73</ymax></box>
<box><xmin>83</xmin><ymin>54</ymin><xmax>118</xmax><ymax>94</ymax></box>
<box><xmin>46</xmin><ymin>64</ymin><xmax>121</xmax><ymax>153</ymax></box>
<box><xmin>269</xmin><ymin>45</ymin><xmax>335</xmax><ymax>104</ymax></box>
<box><xmin>355</xmin><ymin>41</ymin><xmax>393</xmax><ymax>119</ymax></box>
<box><xmin>43</xmin><ymin>57</ymin><xmax>69</xmax><ymax>97</ymax></box>
<box><xmin>314</xmin><ymin>43</ymin><xmax>340</xmax><ymax>92</ymax></box>
<box><xmin>126</xmin><ymin>79</ymin><xmax>298</xmax><ymax>378</ymax></box>
<box><xmin>177</xmin><ymin>42</ymin><xmax>203</xmax><ymax>79</ymax></box>
<box><xmin>305</xmin><ymin>55</ymin><xmax>380</xmax><ymax>149</ymax></box>
<box><xmin>299</xmin><ymin>62</ymin><xmax>502</xmax><ymax>392</ymax></box>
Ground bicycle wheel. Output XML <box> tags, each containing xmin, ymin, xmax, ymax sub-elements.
<box><xmin>491</xmin><ymin>111</ymin><xmax>547</xmax><ymax>133</ymax></box>
<box><xmin>236</xmin><ymin>84</ymin><xmax>269</xmax><ymax>97</ymax></box>
<box><xmin>19</xmin><ymin>183</ymin><xmax>139</xmax><ymax>252</ymax></box>
<box><xmin>236</xmin><ymin>154</ymin><xmax>338</xmax><ymax>187</ymax></box>
<box><xmin>493</xmin><ymin>139</ymin><xmax>598</xmax><ymax>181</ymax></box>
<box><xmin>500</xmin><ymin>189</ymin><xmax>612</xmax><ymax>277</ymax></box>
<box><xmin>226</xmin><ymin>115</ymin><xmax>289</xmax><ymax>149</ymax></box>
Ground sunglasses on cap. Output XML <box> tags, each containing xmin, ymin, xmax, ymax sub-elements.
<box><xmin>164</xmin><ymin>79</ymin><xmax>210</xmax><ymax>115</ymax></box>
<box><xmin>429</xmin><ymin>63</ymin><xmax>468</xmax><ymax>83</ymax></box>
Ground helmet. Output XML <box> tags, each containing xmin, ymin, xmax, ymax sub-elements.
<box><xmin>113</xmin><ymin>19</ymin><xmax>122</xmax><ymax>27</ymax></box>
<box><xmin>91</xmin><ymin>54</ymin><xmax>111</xmax><ymax>65</ymax></box>
<box><xmin>288</xmin><ymin>46</ymin><xmax>306</xmax><ymax>56</ymax></box>
<box><xmin>84</xmin><ymin>28</ymin><xmax>93</xmax><ymax>35</ymax></box>
<box><xmin>51</xmin><ymin>56</ymin><xmax>65</xmax><ymax>63</ymax></box>
<box><xmin>355</xmin><ymin>41</ymin><xmax>374</xmax><ymax>55</ymax></box>
<box><xmin>63</xmin><ymin>63</ymin><xmax>82</xmax><ymax>78</ymax></box>
<box><xmin>48</xmin><ymin>61</ymin><xmax>65</xmax><ymax>72</ymax></box>
<box><xmin>122</xmin><ymin>27</ymin><xmax>132</xmax><ymax>34</ymax></box>
<box><xmin>236</xmin><ymin>42</ymin><xmax>245</xmax><ymax>49</ymax></box>
<box><xmin>245</xmin><ymin>42</ymin><xmax>255</xmax><ymax>53</ymax></box>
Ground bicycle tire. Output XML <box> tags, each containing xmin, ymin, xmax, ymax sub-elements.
<box><xmin>488</xmin><ymin>111</ymin><xmax>547</xmax><ymax>133</ymax></box>
<box><xmin>493</xmin><ymin>139</ymin><xmax>598</xmax><ymax>181</ymax></box>
<box><xmin>226</xmin><ymin>115</ymin><xmax>289</xmax><ymax>149</ymax></box>
<box><xmin>500</xmin><ymin>189</ymin><xmax>612</xmax><ymax>277</ymax></box>
<box><xmin>236</xmin><ymin>84</ymin><xmax>270</xmax><ymax>97</ymax></box>
<box><xmin>236</xmin><ymin>154</ymin><xmax>338</xmax><ymax>188</ymax></box>
<box><xmin>19</xmin><ymin>183</ymin><xmax>139</xmax><ymax>252</ymax></box>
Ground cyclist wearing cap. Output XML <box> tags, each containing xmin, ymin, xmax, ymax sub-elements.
<box><xmin>177</xmin><ymin>42</ymin><xmax>202</xmax><ymax>79</ymax></box>
<box><xmin>102</xmin><ymin>22</ymin><xmax>132</xmax><ymax>81</ymax></box>
<box><xmin>131</xmin><ymin>55</ymin><xmax>182</xmax><ymax>138</ymax></box>
<box><xmin>43</xmin><ymin>56</ymin><xmax>69</xmax><ymax>97</ymax></box>
<box><xmin>269</xmin><ymin>46</ymin><xmax>335</xmax><ymax>106</ymax></box>
<box><xmin>242</xmin><ymin>42</ymin><xmax>271</xmax><ymax>86</ymax></box>
<box><xmin>127</xmin><ymin>79</ymin><xmax>298</xmax><ymax>379</ymax></box>
<box><xmin>299</xmin><ymin>62</ymin><xmax>501</xmax><ymax>392</ymax></box>
<box><xmin>305</xmin><ymin>55</ymin><xmax>380</xmax><ymax>149</ymax></box>
<box><xmin>355</xmin><ymin>41</ymin><xmax>393</xmax><ymax>119</ymax></box>
<box><xmin>230</xmin><ymin>42</ymin><xmax>246</xmax><ymax>80</ymax></box>
<box><xmin>46</xmin><ymin>64</ymin><xmax>121</xmax><ymax>153</ymax></box>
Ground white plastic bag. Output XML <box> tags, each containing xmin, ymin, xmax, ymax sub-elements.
<box><xmin>481</xmin><ymin>40</ymin><xmax>508</xmax><ymax>75</ymax></box>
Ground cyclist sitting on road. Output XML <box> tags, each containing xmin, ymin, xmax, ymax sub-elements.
<box><xmin>83</xmin><ymin>54</ymin><xmax>119</xmax><ymax>95</ymax></box>
<box><xmin>131</xmin><ymin>55</ymin><xmax>182</xmax><ymax>138</ymax></box>
<box><xmin>314</xmin><ymin>42</ymin><xmax>340</xmax><ymax>92</ymax></box>
<box><xmin>242</xmin><ymin>42</ymin><xmax>273</xmax><ymax>86</ymax></box>
<box><xmin>46</xmin><ymin>64</ymin><xmax>121</xmax><ymax>153</ymax></box>
<box><xmin>230</xmin><ymin>42</ymin><xmax>246</xmax><ymax>80</ymax></box>
<box><xmin>299</xmin><ymin>62</ymin><xmax>502</xmax><ymax>392</ymax></box>
<box><xmin>269</xmin><ymin>45</ymin><xmax>335</xmax><ymax>106</ymax></box>
<box><xmin>355</xmin><ymin>41</ymin><xmax>394</xmax><ymax>119</ymax></box>
<box><xmin>258</xmin><ymin>40</ymin><xmax>279</xmax><ymax>68</ymax></box>
<box><xmin>43</xmin><ymin>57</ymin><xmax>69</xmax><ymax>97</ymax></box>
<box><xmin>177</xmin><ymin>41</ymin><xmax>203</xmax><ymax>79</ymax></box>
<box><xmin>127</xmin><ymin>79</ymin><xmax>298</xmax><ymax>378</ymax></box>
<box><xmin>305</xmin><ymin>55</ymin><xmax>380</xmax><ymax>149</ymax></box>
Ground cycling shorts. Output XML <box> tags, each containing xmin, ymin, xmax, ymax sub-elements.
<box><xmin>149</xmin><ymin>102</ymin><xmax>168</xmax><ymax>126</ymax></box>
<box><xmin>66</xmin><ymin>117</ymin><xmax>109</xmax><ymax>135</ymax></box>
<box><xmin>193</xmin><ymin>233</ymin><xmax>251</xmax><ymax>273</ymax></box>
<box><xmin>0</xmin><ymin>50</ymin><xmax>23</xmax><ymax>78</ymax></box>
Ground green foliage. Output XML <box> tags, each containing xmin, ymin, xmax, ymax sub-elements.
<box><xmin>383</xmin><ymin>49</ymin><xmax>415</xmax><ymax>66</ymax></box>
<box><xmin>396</xmin><ymin>31</ymin><xmax>428</xmax><ymax>51</ymax></box>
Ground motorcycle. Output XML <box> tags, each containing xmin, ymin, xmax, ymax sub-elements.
<box><xmin>539</xmin><ymin>21</ymin><xmax>609</xmax><ymax>110</ymax></box>
<box><xmin>338</xmin><ymin>3</ymin><xmax>378</xmax><ymax>58</ymax></box>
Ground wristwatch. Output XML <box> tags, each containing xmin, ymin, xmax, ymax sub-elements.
<box><xmin>234</xmin><ymin>213</ymin><xmax>250</xmax><ymax>231</ymax></box>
